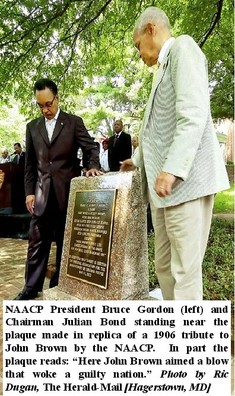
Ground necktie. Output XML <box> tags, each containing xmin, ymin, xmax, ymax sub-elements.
<box><xmin>114</xmin><ymin>134</ymin><xmax>119</xmax><ymax>146</ymax></box>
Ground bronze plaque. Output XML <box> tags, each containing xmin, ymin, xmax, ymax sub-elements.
<box><xmin>66</xmin><ymin>189</ymin><xmax>116</xmax><ymax>288</ymax></box>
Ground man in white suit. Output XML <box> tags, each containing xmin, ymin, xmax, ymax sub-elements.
<box><xmin>120</xmin><ymin>7</ymin><xmax>229</xmax><ymax>300</ymax></box>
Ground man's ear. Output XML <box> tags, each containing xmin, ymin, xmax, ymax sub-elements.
<box><xmin>146</xmin><ymin>22</ymin><xmax>156</xmax><ymax>35</ymax></box>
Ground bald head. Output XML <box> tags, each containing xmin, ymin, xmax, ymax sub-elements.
<box><xmin>113</xmin><ymin>120</ymin><xmax>123</xmax><ymax>133</ymax></box>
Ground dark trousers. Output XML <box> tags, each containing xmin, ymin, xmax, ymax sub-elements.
<box><xmin>24</xmin><ymin>188</ymin><xmax>66</xmax><ymax>293</ymax></box>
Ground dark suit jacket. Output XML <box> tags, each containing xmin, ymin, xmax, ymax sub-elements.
<box><xmin>108</xmin><ymin>131</ymin><xmax>132</xmax><ymax>171</ymax></box>
<box><xmin>12</xmin><ymin>151</ymin><xmax>25</xmax><ymax>169</ymax></box>
<box><xmin>25</xmin><ymin>110</ymin><xmax>100</xmax><ymax>216</ymax></box>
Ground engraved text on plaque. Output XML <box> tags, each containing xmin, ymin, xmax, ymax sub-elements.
<box><xmin>66</xmin><ymin>189</ymin><xmax>116</xmax><ymax>288</ymax></box>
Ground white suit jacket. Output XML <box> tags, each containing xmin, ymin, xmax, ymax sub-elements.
<box><xmin>133</xmin><ymin>35</ymin><xmax>229</xmax><ymax>208</ymax></box>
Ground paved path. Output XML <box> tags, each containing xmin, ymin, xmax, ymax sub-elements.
<box><xmin>0</xmin><ymin>239</ymin><xmax>55</xmax><ymax>395</ymax></box>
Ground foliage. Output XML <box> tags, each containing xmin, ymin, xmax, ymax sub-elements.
<box><xmin>203</xmin><ymin>2</ymin><xmax>234</xmax><ymax>118</ymax></box>
<box><xmin>0</xmin><ymin>0</ymin><xmax>233</xmax><ymax>123</ymax></box>
<box><xmin>148</xmin><ymin>231</ymin><xmax>158</xmax><ymax>290</ymax></box>
<box><xmin>213</xmin><ymin>184</ymin><xmax>234</xmax><ymax>213</ymax></box>
<box><xmin>0</xmin><ymin>102</ymin><xmax>26</xmax><ymax>151</ymax></box>
<box><xmin>71</xmin><ymin>65</ymin><xmax>152</xmax><ymax>135</ymax></box>
<box><xmin>175</xmin><ymin>0</ymin><xmax>233</xmax><ymax>118</ymax></box>
<box><xmin>202</xmin><ymin>218</ymin><xmax>234</xmax><ymax>302</ymax></box>
<box><xmin>148</xmin><ymin>218</ymin><xmax>234</xmax><ymax>303</ymax></box>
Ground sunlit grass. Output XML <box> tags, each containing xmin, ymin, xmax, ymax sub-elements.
<box><xmin>213</xmin><ymin>184</ymin><xmax>234</xmax><ymax>213</ymax></box>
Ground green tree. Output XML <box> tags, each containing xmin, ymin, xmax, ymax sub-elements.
<box><xmin>72</xmin><ymin>63</ymin><xmax>153</xmax><ymax>135</ymax></box>
<box><xmin>0</xmin><ymin>101</ymin><xmax>26</xmax><ymax>151</ymax></box>
<box><xmin>0</xmin><ymin>0</ymin><xmax>233</xmax><ymax>121</ymax></box>
<box><xmin>178</xmin><ymin>0</ymin><xmax>233</xmax><ymax>118</ymax></box>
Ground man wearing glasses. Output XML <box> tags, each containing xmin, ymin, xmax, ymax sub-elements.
<box><xmin>14</xmin><ymin>78</ymin><xmax>101</xmax><ymax>300</ymax></box>
<box><xmin>120</xmin><ymin>7</ymin><xmax>229</xmax><ymax>300</ymax></box>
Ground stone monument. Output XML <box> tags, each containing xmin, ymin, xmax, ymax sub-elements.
<box><xmin>43</xmin><ymin>170</ymin><xmax>149</xmax><ymax>300</ymax></box>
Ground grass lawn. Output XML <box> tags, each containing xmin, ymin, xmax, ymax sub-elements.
<box><xmin>147</xmin><ymin>181</ymin><xmax>234</xmax><ymax>336</ymax></box>
<box><xmin>148</xmin><ymin>219</ymin><xmax>234</xmax><ymax>303</ymax></box>
<box><xmin>202</xmin><ymin>217</ymin><xmax>234</xmax><ymax>302</ymax></box>
<box><xmin>213</xmin><ymin>184</ymin><xmax>234</xmax><ymax>213</ymax></box>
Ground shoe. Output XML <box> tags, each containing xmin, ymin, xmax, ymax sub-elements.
<box><xmin>14</xmin><ymin>290</ymin><xmax>38</xmax><ymax>300</ymax></box>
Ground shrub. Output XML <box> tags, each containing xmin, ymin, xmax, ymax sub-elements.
<box><xmin>202</xmin><ymin>218</ymin><xmax>234</xmax><ymax>302</ymax></box>
<box><xmin>147</xmin><ymin>231</ymin><xmax>158</xmax><ymax>290</ymax></box>
<box><xmin>148</xmin><ymin>218</ymin><xmax>234</xmax><ymax>304</ymax></box>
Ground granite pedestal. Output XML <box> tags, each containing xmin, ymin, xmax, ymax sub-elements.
<box><xmin>43</xmin><ymin>170</ymin><xmax>149</xmax><ymax>300</ymax></box>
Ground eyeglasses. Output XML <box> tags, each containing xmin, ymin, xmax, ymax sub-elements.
<box><xmin>36</xmin><ymin>95</ymin><xmax>56</xmax><ymax>110</ymax></box>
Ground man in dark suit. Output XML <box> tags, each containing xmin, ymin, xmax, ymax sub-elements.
<box><xmin>14</xmin><ymin>78</ymin><xmax>101</xmax><ymax>300</ymax></box>
<box><xmin>108</xmin><ymin>119</ymin><xmax>132</xmax><ymax>171</ymax></box>
<box><xmin>12</xmin><ymin>143</ymin><xmax>25</xmax><ymax>168</ymax></box>
<box><xmin>11</xmin><ymin>143</ymin><xmax>26</xmax><ymax>213</ymax></box>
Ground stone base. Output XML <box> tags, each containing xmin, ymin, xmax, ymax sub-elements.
<box><xmin>42</xmin><ymin>287</ymin><xmax>159</xmax><ymax>301</ymax></box>
<box><xmin>42</xmin><ymin>287</ymin><xmax>77</xmax><ymax>300</ymax></box>
<box><xmin>57</xmin><ymin>171</ymin><xmax>150</xmax><ymax>300</ymax></box>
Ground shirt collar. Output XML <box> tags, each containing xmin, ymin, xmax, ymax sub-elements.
<box><xmin>158</xmin><ymin>37</ymin><xmax>175</xmax><ymax>64</ymax></box>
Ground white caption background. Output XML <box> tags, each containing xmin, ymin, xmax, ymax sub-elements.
<box><xmin>3</xmin><ymin>300</ymin><xmax>231</xmax><ymax>395</ymax></box>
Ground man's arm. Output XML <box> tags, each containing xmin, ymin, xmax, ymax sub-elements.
<box><xmin>162</xmin><ymin>35</ymin><xmax>209</xmax><ymax>181</ymax></box>
<box><xmin>24</xmin><ymin>123</ymin><xmax>37</xmax><ymax>197</ymax></box>
<box><xmin>74</xmin><ymin>116</ymin><xmax>100</xmax><ymax>171</ymax></box>
<box><xmin>24</xmin><ymin>123</ymin><xmax>38</xmax><ymax>213</ymax></box>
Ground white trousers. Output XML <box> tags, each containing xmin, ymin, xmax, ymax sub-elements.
<box><xmin>150</xmin><ymin>195</ymin><xmax>214</xmax><ymax>300</ymax></box>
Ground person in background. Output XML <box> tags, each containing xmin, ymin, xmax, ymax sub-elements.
<box><xmin>131</xmin><ymin>136</ymin><xmax>139</xmax><ymax>155</ymax></box>
<box><xmin>0</xmin><ymin>169</ymin><xmax>4</xmax><ymax>188</ymax></box>
<box><xmin>99</xmin><ymin>138</ymin><xmax>110</xmax><ymax>172</ymax></box>
<box><xmin>14</xmin><ymin>78</ymin><xmax>101</xmax><ymax>300</ymax></box>
<box><xmin>0</xmin><ymin>148</ymin><xmax>9</xmax><ymax>163</ymax></box>
<box><xmin>108</xmin><ymin>119</ymin><xmax>132</xmax><ymax>171</ymax></box>
<box><xmin>120</xmin><ymin>6</ymin><xmax>229</xmax><ymax>300</ymax></box>
<box><xmin>10</xmin><ymin>143</ymin><xmax>26</xmax><ymax>213</ymax></box>
<box><xmin>12</xmin><ymin>143</ymin><xmax>25</xmax><ymax>169</ymax></box>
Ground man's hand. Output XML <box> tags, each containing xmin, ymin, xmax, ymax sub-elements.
<box><xmin>155</xmin><ymin>172</ymin><xmax>177</xmax><ymax>197</ymax></box>
<box><xmin>120</xmin><ymin>159</ymin><xmax>136</xmax><ymax>172</ymax></box>
<box><xmin>26</xmin><ymin>194</ymin><xmax>35</xmax><ymax>214</ymax></box>
<box><xmin>85</xmin><ymin>168</ymin><xmax>103</xmax><ymax>177</ymax></box>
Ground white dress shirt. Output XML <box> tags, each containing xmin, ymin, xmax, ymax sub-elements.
<box><xmin>45</xmin><ymin>108</ymin><xmax>60</xmax><ymax>141</ymax></box>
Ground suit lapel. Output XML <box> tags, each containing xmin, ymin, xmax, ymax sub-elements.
<box><xmin>141</xmin><ymin>41</ymin><xmax>174</xmax><ymax>135</ymax></box>
<box><xmin>50</xmin><ymin>111</ymin><xmax>66</xmax><ymax>144</ymax></box>
<box><xmin>38</xmin><ymin>118</ymin><xmax>50</xmax><ymax>146</ymax></box>
<box><xmin>143</xmin><ymin>58</ymin><xmax>170</xmax><ymax>133</ymax></box>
